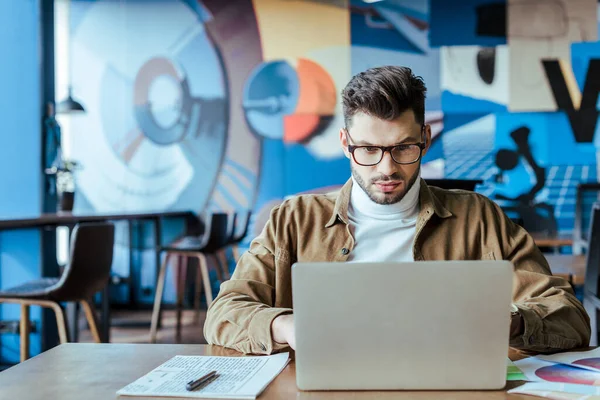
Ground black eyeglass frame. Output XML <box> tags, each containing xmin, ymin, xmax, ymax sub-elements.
<box><xmin>344</xmin><ymin>125</ymin><xmax>427</xmax><ymax>166</ymax></box>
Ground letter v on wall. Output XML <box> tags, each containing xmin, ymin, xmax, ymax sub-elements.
<box><xmin>542</xmin><ymin>58</ymin><xmax>600</xmax><ymax>143</ymax></box>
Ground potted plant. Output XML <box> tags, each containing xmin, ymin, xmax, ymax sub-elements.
<box><xmin>45</xmin><ymin>159</ymin><xmax>82</xmax><ymax>212</ymax></box>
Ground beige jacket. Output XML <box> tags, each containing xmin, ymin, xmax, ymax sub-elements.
<box><xmin>204</xmin><ymin>179</ymin><xmax>590</xmax><ymax>354</ymax></box>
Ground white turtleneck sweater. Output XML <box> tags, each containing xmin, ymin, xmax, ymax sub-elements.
<box><xmin>347</xmin><ymin>175</ymin><xmax>421</xmax><ymax>262</ymax></box>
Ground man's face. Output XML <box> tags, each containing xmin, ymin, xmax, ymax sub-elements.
<box><xmin>340</xmin><ymin>110</ymin><xmax>431</xmax><ymax>205</ymax></box>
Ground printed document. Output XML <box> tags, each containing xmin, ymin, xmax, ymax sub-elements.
<box><xmin>117</xmin><ymin>352</ymin><xmax>289</xmax><ymax>399</ymax></box>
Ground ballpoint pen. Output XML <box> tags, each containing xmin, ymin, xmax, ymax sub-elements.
<box><xmin>186</xmin><ymin>370</ymin><xmax>218</xmax><ymax>391</ymax></box>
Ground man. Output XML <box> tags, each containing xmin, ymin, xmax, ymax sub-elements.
<box><xmin>204</xmin><ymin>66</ymin><xmax>590</xmax><ymax>355</ymax></box>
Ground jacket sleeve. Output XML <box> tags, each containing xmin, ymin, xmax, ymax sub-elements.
<box><xmin>203</xmin><ymin>205</ymin><xmax>293</xmax><ymax>355</ymax></box>
<box><xmin>493</xmin><ymin>203</ymin><xmax>591</xmax><ymax>353</ymax></box>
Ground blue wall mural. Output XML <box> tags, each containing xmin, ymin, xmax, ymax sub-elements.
<box><xmin>55</xmin><ymin>0</ymin><xmax>600</xmax><ymax>308</ymax></box>
<box><xmin>432</xmin><ymin>0</ymin><xmax>599</xmax><ymax>234</ymax></box>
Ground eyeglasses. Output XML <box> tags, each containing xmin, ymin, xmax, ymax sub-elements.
<box><xmin>344</xmin><ymin>126</ymin><xmax>426</xmax><ymax>166</ymax></box>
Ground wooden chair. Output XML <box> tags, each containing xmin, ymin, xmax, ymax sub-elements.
<box><xmin>225</xmin><ymin>211</ymin><xmax>252</xmax><ymax>264</ymax></box>
<box><xmin>0</xmin><ymin>222</ymin><xmax>115</xmax><ymax>361</ymax></box>
<box><xmin>150</xmin><ymin>213</ymin><xmax>234</xmax><ymax>343</ymax></box>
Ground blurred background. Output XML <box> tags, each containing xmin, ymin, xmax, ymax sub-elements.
<box><xmin>1</xmin><ymin>0</ymin><xmax>600</xmax><ymax>365</ymax></box>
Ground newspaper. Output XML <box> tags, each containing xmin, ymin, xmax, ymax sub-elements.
<box><xmin>117</xmin><ymin>353</ymin><xmax>290</xmax><ymax>399</ymax></box>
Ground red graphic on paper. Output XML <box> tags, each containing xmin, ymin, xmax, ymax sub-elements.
<box><xmin>573</xmin><ymin>358</ymin><xmax>600</xmax><ymax>370</ymax></box>
<box><xmin>535</xmin><ymin>364</ymin><xmax>600</xmax><ymax>385</ymax></box>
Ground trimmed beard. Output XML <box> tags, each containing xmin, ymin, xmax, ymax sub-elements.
<box><xmin>351</xmin><ymin>165</ymin><xmax>420</xmax><ymax>205</ymax></box>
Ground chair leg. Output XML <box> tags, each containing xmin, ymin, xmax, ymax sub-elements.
<box><xmin>212</xmin><ymin>253</ymin><xmax>224</xmax><ymax>283</ymax></box>
<box><xmin>175</xmin><ymin>256</ymin><xmax>186</xmax><ymax>343</ymax></box>
<box><xmin>80</xmin><ymin>300</ymin><xmax>102</xmax><ymax>343</ymax></box>
<box><xmin>20</xmin><ymin>304</ymin><xmax>30</xmax><ymax>362</ymax></box>
<box><xmin>0</xmin><ymin>299</ymin><xmax>69</xmax><ymax>349</ymax></box>
<box><xmin>196</xmin><ymin>253</ymin><xmax>213</xmax><ymax>307</ymax></box>
<box><xmin>66</xmin><ymin>302</ymin><xmax>80</xmax><ymax>343</ymax></box>
<box><xmin>193</xmin><ymin>258</ymin><xmax>203</xmax><ymax>325</ymax></box>
<box><xmin>50</xmin><ymin>302</ymin><xmax>69</xmax><ymax>344</ymax></box>
<box><xmin>217</xmin><ymin>249</ymin><xmax>230</xmax><ymax>281</ymax></box>
<box><xmin>232</xmin><ymin>244</ymin><xmax>241</xmax><ymax>264</ymax></box>
<box><xmin>150</xmin><ymin>253</ymin><xmax>171</xmax><ymax>343</ymax></box>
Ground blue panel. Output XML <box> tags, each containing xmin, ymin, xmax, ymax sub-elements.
<box><xmin>0</xmin><ymin>231</ymin><xmax>42</xmax><ymax>362</ymax></box>
<box><xmin>435</xmin><ymin>113</ymin><xmax>491</xmax><ymax>166</ymax></box>
<box><xmin>442</xmin><ymin>114</ymin><xmax>496</xmax><ymax>180</ymax></box>
<box><xmin>571</xmin><ymin>42</ymin><xmax>600</xmax><ymax>96</ymax></box>
<box><xmin>443</xmin><ymin>113</ymin><xmax>489</xmax><ymax>133</ymax></box>
<box><xmin>545</xmin><ymin>113</ymin><xmax>596</xmax><ymax>166</ymax></box>
<box><xmin>0</xmin><ymin>0</ymin><xmax>42</xmax><ymax>364</ymax></box>
<box><xmin>495</xmin><ymin>112</ymin><xmax>595</xmax><ymax>167</ymax></box>
<box><xmin>421</xmin><ymin>136</ymin><xmax>444</xmax><ymax>163</ymax></box>
<box><xmin>283</xmin><ymin>145</ymin><xmax>350</xmax><ymax>196</ymax></box>
<box><xmin>430</xmin><ymin>0</ymin><xmax>506</xmax><ymax>47</ymax></box>
<box><xmin>250</xmin><ymin>139</ymin><xmax>350</xmax><ymax>212</ymax></box>
<box><xmin>442</xmin><ymin>91</ymin><xmax>507</xmax><ymax>114</ymax></box>
<box><xmin>254</xmin><ymin>139</ymin><xmax>287</xmax><ymax>214</ymax></box>
<box><xmin>495</xmin><ymin>113</ymin><xmax>549</xmax><ymax>166</ymax></box>
<box><xmin>350</xmin><ymin>13</ymin><xmax>424</xmax><ymax>54</ymax></box>
<box><xmin>351</xmin><ymin>0</ymin><xmax>429</xmax><ymax>21</ymax></box>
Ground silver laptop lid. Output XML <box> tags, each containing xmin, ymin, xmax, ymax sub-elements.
<box><xmin>292</xmin><ymin>261</ymin><xmax>513</xmax><ymax>390</ymax></box>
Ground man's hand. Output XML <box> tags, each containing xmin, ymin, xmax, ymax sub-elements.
<box><xmin>271</xmin><ymin>314</ymin><xmax>296</xmax><ymax>350</ymax></box>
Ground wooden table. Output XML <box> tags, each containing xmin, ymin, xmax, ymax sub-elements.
<box><xmin>0</xmin><ymin>343</ymin><xmax>534</xmax><ymax>399</ymax></box>
<box><xmin>546</xmin><ymin>254</ymin><xmax>587</xmax><ymax>286</ymax></box>
<box><xmin>0</xmin><ymin>210</ymin><xmax>195</xmax><ymax>230</ymax></box>
<box><xmin>531</xmin><ymin>232</ymin><xmax>574</xmax><ymax>248</ymax></box>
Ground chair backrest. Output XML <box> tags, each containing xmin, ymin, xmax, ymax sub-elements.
<box><xmin>203</xmin><ymin>212</ymin><xmax>233</xmax><ymax>251</ymax></box>
<box><xmin>228</xmin><ymin>213</ymin><xmax>238</xmax><ymax>242</ymax></box>
<box><xmin>584</xmin><ymin>203</ymin><xmax>600</xmax><ymax>297</ymax></box>
<box><xmin>184</xmin><ymin>213</ymin><xmax>204</xmax><ymax>236</ymax></box>
<box><xmin>574</xmin><ymin>183</ymin><xmax>600</xmax><ymax>254</ymax></box>
<box><xmin>231</xmin><ymin>210</ymin><xmax>252</xmax><ymax>243</ymax></box>
<box><xmin>52</xmin><ymin>222</ymin><xmax>115</xmax><ymax>301</ymax></box>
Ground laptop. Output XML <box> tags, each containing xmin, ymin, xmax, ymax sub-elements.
<box><xmin>291</xmin><ymin>261</ymin><xmax>514</xmax><ymax>390</ymax></box>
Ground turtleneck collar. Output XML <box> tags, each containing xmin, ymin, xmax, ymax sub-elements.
<box><xmin>350</xmin><ymin>172</ymin><xmax>421</xmax><ymax>218</ymax></box>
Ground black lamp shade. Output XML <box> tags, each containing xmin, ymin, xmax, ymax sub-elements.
<box><xmin>57</xmin><ymin>87</ymin><xmax>86</xmax><ymax>113</ymax></box>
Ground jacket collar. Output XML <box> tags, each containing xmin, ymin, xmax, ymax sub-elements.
<box><xmin>418</xmin><ymin>178</ymin><xmax>453</xmax><ymax>220</ymax></box>
<box><xmin>325</xmin><ymin>178</ymin><xmax>353</xmax><ymax>227</ymax></box>
<box><xmin>325</xmin><ymin>178</ymin><xmax>452</xmax><ymax>228</ymax></box>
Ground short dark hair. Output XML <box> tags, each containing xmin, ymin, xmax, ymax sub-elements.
<box><xmin>341</xmin><ymin>66</ymin><xmax>427</xmax><ymax>128</ymax></box>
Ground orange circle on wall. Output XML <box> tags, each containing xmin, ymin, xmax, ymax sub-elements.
<box><xmin>283</xmin><ymin>58</ymin><xmax>336</xmax><ymax>143</ymax></box>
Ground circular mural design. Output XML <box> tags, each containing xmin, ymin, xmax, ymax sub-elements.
<box><xmin>69</xmin><ymin>0</ymin><xmax>228</xmax><ymax>211</ymax></box>
<box><xmin>243</xmin><ymin>58</ymin><xmax>336</xmax><ymax>143</ymax></box>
